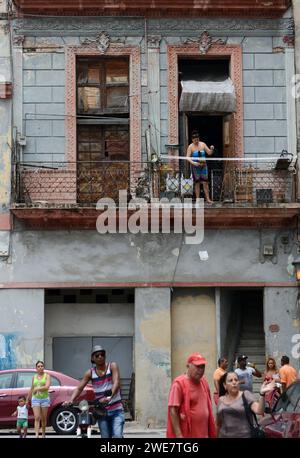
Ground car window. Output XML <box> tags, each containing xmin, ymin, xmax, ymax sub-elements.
<box><xmin>274</xmin><ymin>383</ymin><xmax>300</xmax><ymax>413</ymax></box>
<box><xmin>16</xmin><ymin>372</ymin><xmax>35</xmax><ymax>388</ymax></box>
<box><xmin>0</xmin><ymin>372</ymin><xmax>13</xmax><ymax>389</ymax></box>
<box><xmin>50</xmin><ymin>376</ymin><xmax>60</xmax><ymax>387</ymax></box>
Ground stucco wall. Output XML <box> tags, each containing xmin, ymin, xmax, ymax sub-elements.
<box><xmin>0</xmin><ymin>289</ymin><xmax>44</xmax><ymax>369</ymax></box>
<box><xmin>135</xmin><ymin>287</ymin><xmax>171</xmax><ymax>427</ymax></box>
<box><xmin>171</xmin><ymin>288</ymin><xmax>216</xmax><ymax>395</ymax></box>
<box><xmin>0</xmin><ymin>4</ymin><xmax>11</xmax><ymax>257</ymax></box>
<box><xmin>264</xmin><ymin>286</ymin><xmax>300</xmax><ymax>371</ymax></box>
<box><xmin>0</xmin><ymin>229</ymin><xmax>297</xmax><ymax>284</ymax></box>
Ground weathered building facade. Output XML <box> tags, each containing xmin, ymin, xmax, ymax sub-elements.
<box><xmin>0</xmin><ymin>0</ymin><xmax>299</xmax><ymax>426</ymax></box>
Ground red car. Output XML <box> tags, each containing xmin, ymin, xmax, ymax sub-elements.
<box><xmin>0</xmin><ymin>368</ymin><xmax>94</xmax><ymax>434</ymax></box>
<box><xmin>261</xmin><ymin>381</ymin><xmax>300</xmax><ymax>437</ymax></box>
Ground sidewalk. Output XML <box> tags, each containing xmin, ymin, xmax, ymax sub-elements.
<box><xmin>0</xmin><ymin>421</ymin><xmax>166</xmax><ymax>438</ymax></box>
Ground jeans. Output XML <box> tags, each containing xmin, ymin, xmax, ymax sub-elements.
<box><xmin>98</xmin><ymin>409</ymin><xmax>125</xmax><ymax>438</ymax></box>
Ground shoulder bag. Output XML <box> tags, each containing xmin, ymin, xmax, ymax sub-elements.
<box><xmin>242</xmin><ymin>392</ymin><xmax>265</xmax><ymax>438</ymax></box>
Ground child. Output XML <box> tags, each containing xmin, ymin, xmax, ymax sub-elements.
<box><xmin>12</xmin><ymin>396</ymin><xmax>28</xmax><ymax>438</ymax></box>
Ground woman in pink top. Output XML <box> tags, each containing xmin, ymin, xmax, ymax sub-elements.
<box><xmin>263</xmin><ymin>357</ymin><xmax>280</xmax><ymax>410</ymax></box>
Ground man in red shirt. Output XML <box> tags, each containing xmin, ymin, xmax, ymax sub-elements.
<box><xmin>166</xmin><ymin>352</ymin><xmax>216</xmax><ymax>438</ymax></box>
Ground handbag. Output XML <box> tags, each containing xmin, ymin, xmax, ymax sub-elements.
<box><xmin>166</xmin><ymin>173</ymin><xmax>179</xmax><ymax>192</ymax></box>
<box><xmin>180</xmin><ymin>174</ymin><xmax>193</xmax><ymax>195</ymax></box>
<box><xmin>242</xmin><ymin>392</ymin><xmax>265</xmax><ymax>438</ymax></box>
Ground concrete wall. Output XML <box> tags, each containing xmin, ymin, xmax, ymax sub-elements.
<box><xmin>135</xmin><ymin>288</ymin><xmax>171</xmax><ymax>427</ymax></box>
<box><xmin>171</xmin><ymin>288</ymin><xmax>216</xmax><ymax>396</ymax></box>
<box><xmin>45</xmin><ymin>301</ymin><xmax>134</xmax><ymax>368</ymax></box>
<box><xmin>0</xmin><ymin>229</ymin><xmax>297</xmax><ymax>284</ymax></box>
<box><xmin>0</xmin><ymin>1</ymin><xmax>12</xmax><ymax>257</ymax></box>
<box><xmin>264</xmin><ymin>286</ymin><xmax>300</xmax><ymax>371</ymax></box>
<box><xmin>0</xmin><ymin>289</ymin><xmax>44</xmax><ymax>369</ymax></box>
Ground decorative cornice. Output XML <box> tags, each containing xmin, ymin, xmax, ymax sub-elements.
<box><xmin>12</xmin><ymin>18</ymin><xmax>294</xmax><ymax>37</ymax></box>
<box><xmin>12</xmin><ymin>0</ymin><xmax>291</xmax><ymax>18</ymax></box>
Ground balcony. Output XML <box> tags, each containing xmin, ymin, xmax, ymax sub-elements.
<box><xmin>11</xmin><ymin>159</ymin><xmax>299</xmax><ymax>229</ymax></box>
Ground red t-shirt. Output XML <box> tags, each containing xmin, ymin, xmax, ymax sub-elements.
<box><xmin>168</xmin><ymin>376</ymin><xmax>210</xmax><ymax>438</ymax></box>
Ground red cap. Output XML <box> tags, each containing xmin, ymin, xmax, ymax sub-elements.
<box><xmin>187</xmin><ymin>352</ymin><xmax>207</xmax><ymax>366</ymax></box>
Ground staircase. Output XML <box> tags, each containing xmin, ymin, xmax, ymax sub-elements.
<box><xmin>235</xmin><ymin>305</ymin><xmax>265</xmax><ymax>395</ymax></box>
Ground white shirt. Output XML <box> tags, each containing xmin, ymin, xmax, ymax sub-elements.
<box><xmin>17</xmin><ymin>405</ymin><xmax>28</xmax><ymax>419</ymax></box>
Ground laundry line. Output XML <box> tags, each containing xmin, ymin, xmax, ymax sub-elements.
<box><xmin>161</xmin><ymin>156</ymin><xmax>292</xmax><ymax>162</ymax></box>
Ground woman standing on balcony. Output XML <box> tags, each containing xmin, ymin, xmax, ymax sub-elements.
<box><xmin>186</xmin><ymin>130</ymin><xmax>214</xmax><ymax>204</ymax></box>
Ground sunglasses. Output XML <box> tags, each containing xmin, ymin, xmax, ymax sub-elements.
<box><xmin>93</xmin><ymin>352</ymin><xmax>105</xmax><ymax>358</ymax></box>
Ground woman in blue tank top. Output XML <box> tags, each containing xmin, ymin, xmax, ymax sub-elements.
<box><xmin>186</xmin><ymin>130</ymin><xmax>215</xmax><ymax>203</ymax></box>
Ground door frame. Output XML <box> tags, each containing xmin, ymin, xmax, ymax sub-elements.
<box><xmin>167</xmin><ymin>43</ymin><xmax>243</xmax><ymax>158</ymax></box>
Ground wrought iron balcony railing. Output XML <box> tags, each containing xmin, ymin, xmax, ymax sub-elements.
<box><xmin>12</xmin><ymin>159</ymin><xmax>296</xmax><ymax>207</ymax></box>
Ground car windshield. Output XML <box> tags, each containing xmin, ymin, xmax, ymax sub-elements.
<box><xmin>274</xmin><ymin>382</ymin><xmax>300</xmax><ymax>413</ymax></box>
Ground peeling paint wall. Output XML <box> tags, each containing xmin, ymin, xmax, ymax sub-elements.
<box><xmin>135</xmin><ymin>288</ymin><xmax>171</xmax><ymax>427</ymax></box>
<box><xmin>0</xmin><ymin>1</ymin><xmax>12</xmax><ymax>257</ymax></box>
<box><xmin>0</xmin><ymin>229</ymin><xmax>298</xmax><ymax>283</ymax></box>
<box><xmin>264</xmin><ymin>287</ymin><xmax>300</xmax><ymax>372</ymax></box>
<box><xmin>0</xmin><ymin>289</ymin><xmax>44</xmax><ymax>368</ymax></box>
<box><xmin>171</xmin><ymin>288</ymin><xmax>216</xmax><ymax>396</ymax></box>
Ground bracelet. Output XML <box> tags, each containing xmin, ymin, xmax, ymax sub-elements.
<box><xmin>259</xmin><ymin>392</ymin><xmax>265</xmax><ymax>397</ymax></box>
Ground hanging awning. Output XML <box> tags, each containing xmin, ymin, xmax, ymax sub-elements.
<box><xmin>179</xmin><ymin>78</ymin><xmax>236</xmax><ymax>113</ymax></box>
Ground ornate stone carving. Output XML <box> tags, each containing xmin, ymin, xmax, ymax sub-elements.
<box><xmin>65</xmin><ymin>45</ymin><xmax>141</xmax><ymax>171</ymax></box>
<box><xmin>13</xmin><ymin>18</ymin><xmax>144</xmax><ymax>33</ymax></box>
<box><xmin>198</xmin><ymin>31</ymin><xmax>212</xmax><ymax>54</ymax></box>
<box><xmin>148</xmin><ymin>18</ymin><xmax>294</xmax><ymax>33</ymax></box>
<box><xmin>147</xmin><ymin>35</ymin><xmax>161</xmax><ymax>49</ymax></box>
<box><xmin>81</xmin><ymin>32</ymin><xmax>111</xmax><ymax>53</ymax></box>
<box><xmin>13</xmin><ymin>17</ymin><xmax>294</xmax><ymax>35</ymax></box>
<box><xmin>167</xmin><ymin>44</ymin><xmax>243</xmax><ymax>158</ymax></box>
<box><xmin>195</xmin><ymin>31</ymin><xmax>225</xmax><ymax>54</ymax></box>
<box><xmin>13</xmin><ymin>35</ymin><xmax>25</xmax><ymax>47</ymax></box>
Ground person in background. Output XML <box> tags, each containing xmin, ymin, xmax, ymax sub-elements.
<box><xmin>186</xmin><ymin>130</ymin><xmax>214</xmax><ymax>203</ymax></box>
<box><xmin>213</xmin><ymin>357</ymin><xmax>228</xmax><ymax>406</ymax></box>
<box><xmin>166</xmin><ymin>352</ymin><xmax>216</xmax><ymax>438</ymax></box>
<box><xmin>12</xmin><ymin>395</ymin><xmax>28</xmax><ymax>438</ymax></box>
<box><xmin>26</xmin><ymin>360</ymin><xmax>51</xmax><ymax>438</ymax></box>
<box><xmin>279</xmin><ymin>355</ymin><xmax>297</xmax><ymax>392</ymax></box>
<box><xmin>216</xmin><ymin>371</ymin><xmax>275</xmax><ymax>438</ymax></box>
<box><xmin>263</xmin><ymin>357</ymin><xmax>280</xmax><ymax>411</ymax></box>
<box><xmin>234</xmin><ymin>355</ymin><xmax>262</xmax><ymax>392</ymax></box>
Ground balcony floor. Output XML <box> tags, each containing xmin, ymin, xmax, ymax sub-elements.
<box><xmin>10</xmin><ymin>202</ymin><xmax>300</xmax><ymax>230</ymax></box>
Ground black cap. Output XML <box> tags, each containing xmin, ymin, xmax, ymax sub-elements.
<box><xmin>237</xmin><ymin>354</ymin><xmax>248</xmax><ymax>362</ymax></box>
